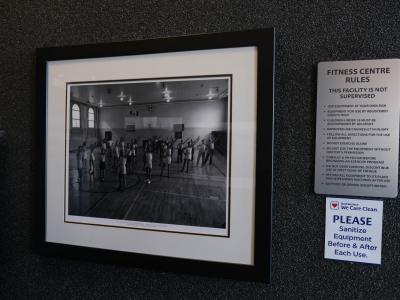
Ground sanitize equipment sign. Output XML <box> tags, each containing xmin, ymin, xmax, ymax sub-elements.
<box><xmin>325</xmin><ymin>197</ymin><xmax>383</xmax><ymax>264</ymax></box>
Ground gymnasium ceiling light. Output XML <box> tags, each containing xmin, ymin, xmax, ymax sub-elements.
<box><xmin>163</xmin><ymin>87</ymin><xmax>170</xmax><ymax>95</ymax></box>
<box><xmin>117</xmin><ymin>91</ymin><xmax>126</xmax><ymax>101</ymax></box>
<box><xmin>162</xmin><ymin>83</ymin><xmax>171</xmax><ymax>96</ymax></box>
<box><xmin>161</xmin><ymin>83</ymin><xmax>172</xmax><ymax>102</ymax></box>
<box><xmin>206</xmin><ymin>88</ymin><xmax>214</xmax><ymax>100</ymax></box>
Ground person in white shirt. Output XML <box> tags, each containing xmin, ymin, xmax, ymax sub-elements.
<box><xmin>209</xmin><ymin>139</ymin><xmax>215</xmax><ymax>165</ymax></box>
<box><xmin>167</xmin><ymin>144</ymin><xmax>172</xmax><ymax>177</ymax></box>
<box><xmin>114</xmin><ymin>141</ymin><xmax>120</xmax><ymax>169</ymax></box>
<box><xmin>197</xmin><ymin>140</ymin><xmax>206</xmax><ymax>166</ymax></box>
<box><xmin>76</xmin><ymin>146</ymin><xmax>83</xmax><ymax>183</ymax></box>
<box><xmin>132</xmin><ymin>139</ymin><xmax>137</xmax><ymax>165</ymax></box>
<box><xmin>145</xmin><ymin>145</ymin><xmax>153</xmax><ymax>184</ymax></box>
<box><xmin>107</xmin><ymin>139</ymin><xmax>113</xmax><ymax>161</ymax></box>
<box><xmin>126</xmin><ymin>143</ymin><xmax>133</xmax><ymax>175</ymax></box>
<box><xmin>99</xmin><ymin>148</ymin><xmax>106</xmax><ymax>181</ymax></box>
<box><xmin>160</xmin><ymin>143</ymin><xmax>167</xmax><ymax>177</ymax></box>
<box><xmin>204</xmin><ymin>137</ymin><xmax>216</xmax><ymax>166</ymax></box>
<box><xmin>160</xmin><ymin>143</ymin><xmax>172</xmax><ymax>177</ymax></box>
<box><xmin>181</xmin><ymin>142</ymin><xmax>192</xmax><ymax>173</ymax></box>
<box><xmin>118</xmin><ymin>149</ymin><xmax>127</xmax><ymax>190</ymax></box>
<box><xmin>177</xmin><ymin>140</ymin><xmax>183</xmax><ymax>163</ymax></box>
<box><xmin>82</xmin><ymin>141</ymin><xmax>88</xmax><ymax>169</ymax></box>
<box><xmin>190</xmin><ymin>136</ymin><xmax>200</xmax><ymax>162</ymax></box>
<box><xmin>89</xmin><ymin>146</ymin><xmax>96</xmax><ymax>180</ymax></box>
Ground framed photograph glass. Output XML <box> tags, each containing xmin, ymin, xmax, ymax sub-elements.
<box><xmin>35</xmin><ymin>29</ymin><xmax>274</xmax><ymax>281</ymax></box>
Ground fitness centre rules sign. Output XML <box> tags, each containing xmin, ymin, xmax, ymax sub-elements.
<box><xmin>315</xmin><ymin>59</ymin><xmax>400</xmax><ymax>198</ymax></box>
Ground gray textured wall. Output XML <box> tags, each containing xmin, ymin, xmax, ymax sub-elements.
<box><xmin>1</xmin><ymin>1</ymin><xmax>400</xmax><ymax>299</ymax></box>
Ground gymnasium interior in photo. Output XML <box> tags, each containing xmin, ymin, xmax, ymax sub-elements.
<box><xmin>67</xmin><ymin>77</ymin><xmax>230</xmax><ymax>232</ymax></box>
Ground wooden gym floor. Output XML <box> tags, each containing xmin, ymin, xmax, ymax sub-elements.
<box><xmin>68</xmin><ymin>147</ymin><xmax>228</xmax><ymax>229</ymax></box>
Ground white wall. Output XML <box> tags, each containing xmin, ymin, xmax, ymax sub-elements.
<box><xmin>98</xmin><ymin>99</ymin><xmax>228</xmax><ymax>143</ymax></box>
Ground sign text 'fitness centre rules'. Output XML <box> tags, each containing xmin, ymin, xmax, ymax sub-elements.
<box><xmin>315</xmin><ymin>59</ymin><xmax>400</xmax><ymax>198</ymax></box>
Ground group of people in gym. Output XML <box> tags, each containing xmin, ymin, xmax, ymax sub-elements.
<box><xmin>75</xmin><ymin>134</ymin><xmax>217</xmax><ymax>189</ymax></box>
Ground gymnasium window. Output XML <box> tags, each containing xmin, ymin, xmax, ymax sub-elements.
<box><xmin>88</xmin><ymin>107</ymin><xmax>95</xmax><ymax>128</ymax></box>
<box><xmin>71</xmin><ymin>104</ymin><xmax>80</xmax><ymax>128</ymax></box>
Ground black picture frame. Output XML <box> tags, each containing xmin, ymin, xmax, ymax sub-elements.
<box><xmin>34</xmin><ymin>28</ymin><xmax>275</xmax><ymax>282</ymax></box>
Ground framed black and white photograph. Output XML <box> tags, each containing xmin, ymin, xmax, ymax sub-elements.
<box><xmin>35</xmin><ymin>29</ymin><xmax>274</xmax><ymax>281</ymax></box>
<box><xmin>66</xmin><ymin>75</ymin><xmax>231</xmax><ymax>236</ymax></box>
